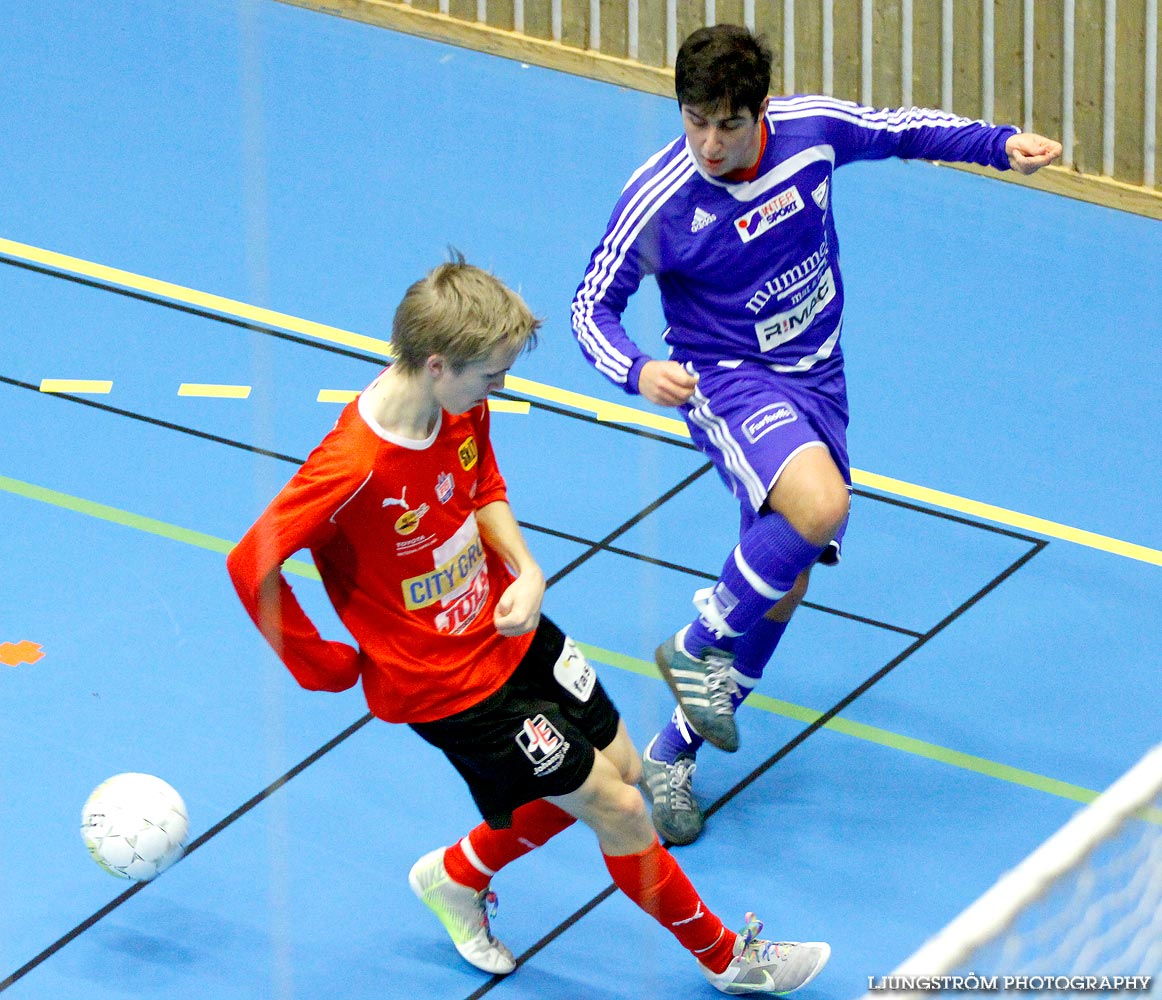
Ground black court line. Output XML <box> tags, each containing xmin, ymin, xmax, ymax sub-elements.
<box><xmin>0</xmin><ymin>374</ymin><xmax>1047</xmax><ymax>991</ymax></box>
<box><xmin>465</xmin><ymin>543</ymin><xmax>1049</xmax><ymax>998</ymax></box>
<box><xmin>1</xmin><ymin>373</ymin><xmax>939</xmax><ymax>640</ymax></box>
<box><xmin>0</xmin><ymin>429</ymin><xmax>714</xmax><ymax>992</ymax></box>
<box><xmin>0</xmin><ymin>375</ymin><xmax>304</xmax><ymax>465</ymax></box>
<box><xmin>2</xmin><ymin>264</ymin><xmax>1052</xmax><ymax>993</ymax></box>
<box><xmin>0</xmin><ymin>252</ymin><xmax>1085</xmax><ymax>547</ymax></box>
<box><xmin>0</xmin><ymin>251</ymin><xmax>695</xmax><ymax>452</ymax></box>
<box><xmin>0</xmin><ymin>714</ymin><xmax>376</xmax><ymax>993</ymax></box>
<box><xmin>704</xmin><ymin>538</ymin><xmax>1049</xmax><ymax>820</ymax></box>
<box><xmin>0</xmin><ymin>254</ymin><xmax>385</xmax><ymax>365</ymax></box>
<box><xmin>519</xmin><ymin>521</ymin><xmax>924</xmax><ymax>638</ymax></box>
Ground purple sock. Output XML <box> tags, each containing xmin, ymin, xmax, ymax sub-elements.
<box><xmin>683</xmin><ymin>513</ymin><xmax>822</xmax><ymax>658</ymax></box>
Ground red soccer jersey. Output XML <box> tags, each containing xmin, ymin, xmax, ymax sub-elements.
<box><xmin>226</xmin><ymin>389</ymin><xmax>534</xmax><ymax>723</ymax></box>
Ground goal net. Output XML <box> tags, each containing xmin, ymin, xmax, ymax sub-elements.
<box><xmin>860</xmin><ymin>743</ymin><xmax>1162</xmax><ymax>998</ymax></box>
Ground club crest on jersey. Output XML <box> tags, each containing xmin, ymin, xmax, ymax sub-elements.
<box><xmin>435</xmin><ymin>471</ymin><xmax>455</xmax><ymax>503</ymax></box>
<box><xmin>458</xmin><ymin>436</ymin><xmax>478</xmax><ymax>471</ymax></box>
<box><xmin>516</xmin><ymin>713</ymin><xmax>570</xmax><ymax>776</ymax></box>
<box><xmin>811</xmin><ymin>178</ymin><xmax>830</xmax><ymax>213</ymax></box>
<box><xmin>734</xmin><ymin>186</ymin><xmax>804</xmax><ymax>243</ymax></box>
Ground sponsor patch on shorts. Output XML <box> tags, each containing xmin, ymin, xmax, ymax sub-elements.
<box><xmin>516</xmin><ymin>713</ymin><xmax>571</xmax><ymax>776</ymax></box>
<box><xmin>553</xmin><ymin>636</ymin><xmax>596</xmax><ymax>703</ymax></box>
<box><xmin>741</xmin><ymin>402</ymin><xmax>797</xmax><ymax>442</ymax></box>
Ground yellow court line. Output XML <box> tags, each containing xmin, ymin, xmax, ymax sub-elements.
<box><xmin>487</xmin><ymin>399</ymin><xmax>531</xmax><ymax>415</ymax></box>
<box><xmin>504</xmin><ymin>374</ymin><xmax>688</xmax><ymax>434</ymax></box>
<box><xmin>177</xmin><ymin>383</ymin><xmax>252</xmax><ymax>399</ymax></box>
<box><xmin>5</xmin><ymin>235</ymin><xmax>1159</xmax><ymax>566</ymax></box>
<box><xmin>39</xmin><ymin>379</ymin><xmax>113</xmax><ymax>395</ymax></box>
<box><xmin>317</xmin><ymin>389</ymin><xmax>360</xmax><ymax>403</ymax></box>
<box><xmin>856</xmin><ymin>471</ymin><xmax>1162</xmax><ymax>566</ymax></box>
<box><xmin>0</xmin><ymin>236</ymin><xmax>393</xmax><ymax>358</ymax></box>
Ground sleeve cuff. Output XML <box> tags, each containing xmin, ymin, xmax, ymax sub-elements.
<box><xmin>626</xmin><ymin>356</ymin><xmax>650</xmax><ymax>395</ymax></box>
<box><xmin>993</xmin><ymin>125</ymin><xmax>1021</xmax><ymax>171</ymax></box>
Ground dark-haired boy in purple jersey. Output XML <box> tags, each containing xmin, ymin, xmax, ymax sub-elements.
<box><xmin>571</xmin><ymin>24</ymin><xmax>1061</xmax><ymax>845</ymax></box>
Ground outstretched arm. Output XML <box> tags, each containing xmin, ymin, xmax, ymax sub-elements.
<box><xmin>1005</xmin><ymin>132</ymin><xmax>1063</xmax><ymax>174</ymax></box>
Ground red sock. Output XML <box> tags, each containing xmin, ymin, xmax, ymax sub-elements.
<box><xmin>603</xmin><ymin>838</ymin><xmax>737</xmax><ymax>974</ymax></box>
<box><xmin>443</xmin><ymin>799</ymin><xmax>578</xmax><ymax>892</ymax></box>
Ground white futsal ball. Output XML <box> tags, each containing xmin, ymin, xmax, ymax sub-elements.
<box><xmin>81</xmin><ymin>773</ymin><xmax>189</xmax><ymax>881</ymax></box>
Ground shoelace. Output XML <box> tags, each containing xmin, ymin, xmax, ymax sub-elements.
<box><xmin>666</xmin><ymin>758</ymin><xmax>697</xmax><ymax>811</ymax></box>
<box><xmin>481</xmin><ymin>889</ymin><xmax>499</xmax><ymax>921</ymax></box>
<box><xmin>739</xmin><ymin>912</ymin><xmax>764</xmax><ymax>951</ymax></box>
<box><xmin>473</xmin><ymin>889</ymin><xmax>499</xmax><ymax>926</ymax></box>
<box><xmin>738</xmin><ymin>913</ymin><xmax>789</xmax><ymax>963</ymax></box>
<box><xmin>476</xmin><ymin>889</ymin><xmax>501</xmax><ymax>941</ymax></box>
<box><xmin>703</xmin><ymin>653</ymin><xmax>740</xmax><ymax>717</ymax></box>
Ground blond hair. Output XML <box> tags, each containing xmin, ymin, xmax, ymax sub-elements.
<box><xmin>390</xmin><ymin>251</ymin><xmax>541</xmax><ymax>374</ymax></box>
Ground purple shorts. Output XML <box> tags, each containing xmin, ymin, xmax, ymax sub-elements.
<box><xmin>680</xmin><ymin>359</ymin><xmax>851</xmax><ymax>557</ymax></box>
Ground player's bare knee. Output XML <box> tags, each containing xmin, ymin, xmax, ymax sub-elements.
<box><xmin>605</xmin><ymin>780</ymin><xmax>649</xmax><ymax>827</ymax></box>
<box><xmin>620</xmin><ymin>754</ymin><xmax>643</xmax><ymax>788</ymax></box>
<box><xmin>795</xmin><ymin>487</ymin><xmax>849</xmax><ymax>546</ymax></box>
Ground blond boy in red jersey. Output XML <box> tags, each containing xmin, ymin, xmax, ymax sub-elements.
<box><xmin>227</xmin><ymin>253</ymin><xmax>829</xmax><ymax>995</ymax></box>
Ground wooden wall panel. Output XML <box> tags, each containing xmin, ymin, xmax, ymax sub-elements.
<box><xmin>951</xmin><ymin>0</ymin><xmax>982</xmax><ymax>119</ymax></box>
<box><xmin>912</xmin><ymin>0</ymin><xmax>943</xmax><ymax>109</ymax></box>
<box><xmin>715</xmin><ymin>0</ymin><xmax>746</xmax><ymax>28</ymax></box>
<box><xmin>448</xmin><ymin>0</ymin><xmax>476</xmax><ymax>22</ymax></box>
<box><xmin>1114</xmin><ymin>0</ymin><xmax>1147</xmax><ymax>181</ymax></box>
<box><xmin>1155</xmin><ymin>6</ymin><xmax>1162</xmax><ymax>186</ymax></box>
<box><xmin>794</xmin><ymin>0</ymin><xmax>824</xmax><ymax>94</ymax></box>
<box><xmin>831</xmin><ymin>0</ymin><xmax>864</xmax><ymax>102</ymax></box>
<box><xmin>1031</xmin><ymin>0</ymin><xmax>1065</xmax><ymax>146</ymax></box>
<box><xmin>993</xmin><ymin>0</ymin><xmax>1024</xmax><ymax>126</ymax></box>
<box><xmin>870</xmin><ymin>0</ymin><xmax>902</xmax><ymax>107</ymax></box>
<box><xmin>599</xmin><ymin>0</ymin><xmax>630</xmax><ymax>56</ymax></box>
<box><xmin>560</xmin><ymin>0</ymin><xmax>590</xmax><ymax>49</ymax></box>
<box><xmin>277</xmin><ymin>0</ymin><xmax>1162</xmax><ymax>205</ymax></box>
<box><xmin>523</xmin><ymin>0</ymin><xmax>554</xmax><ymax>39</ymax></box>
<box><xmin>677</xmin><ymin>0</ymin><xmax>706</xmax><ymax>62</ymax></box>
<box><xmin>485</xmin><ymin>0</ymin><xmax>511</xmax><ymax>29</ymax></box>
<box><xmin>637</xmin><ymin>0</ymin><xmax>668</xmax><ymax>65</ymax></box>
<box><xmin>1071</xmin><ymin>0</ymin><xmax>1105</xmax><ymax>175</ymax></box>
<box><xmin>753</xmin><ymin>1</ymin><xmax>786</xmax><ymax>92</ymax></box>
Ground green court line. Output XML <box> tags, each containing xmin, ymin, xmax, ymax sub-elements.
<box><xmin>0</xmin><ymin>474</ymin><xmax>320</xmax><ymax>580</ymax></box>
<box><xmin>576</xmin><ymin>641</ymin><xmax>1162</xmax><ymax>825</ymax></box>
<box><xmin>5</xmin><ymin>470</ymin><xmax>1156</xmax><ymax>824</ymax></box>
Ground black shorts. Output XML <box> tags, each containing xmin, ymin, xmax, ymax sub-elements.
<box><xmin>409</xmin><ymin>616</ymin><xmax>620</xmax><ymax>829</ymax></box>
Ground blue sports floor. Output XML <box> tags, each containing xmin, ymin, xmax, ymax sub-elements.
<box><xmin>2</xmin><ymin>3</ymin><xmax>1160</xmax><ymax>998</ymax></box>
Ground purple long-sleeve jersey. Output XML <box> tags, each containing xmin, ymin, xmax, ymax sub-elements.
<box><xmin>572</xmin><ymin>96</ymin><xmax>1018</xmax><ymax>392</ymax></box>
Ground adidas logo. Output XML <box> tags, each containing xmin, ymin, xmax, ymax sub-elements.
<box><xmin>691</xmin><ymin>207</ymin><xmax>717</xmax><ymax>233</ymax></box>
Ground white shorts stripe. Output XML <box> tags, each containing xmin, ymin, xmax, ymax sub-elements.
<box><xmin>686</xmin><ymin>383</ymin><xmax>769</xmax><ymax>511</ymax></box>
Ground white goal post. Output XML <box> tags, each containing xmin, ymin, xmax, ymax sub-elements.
<box><xmin>858</xmin><ymin>743</ymin><xmax>1162</xmax><ymax>998</ymax></box>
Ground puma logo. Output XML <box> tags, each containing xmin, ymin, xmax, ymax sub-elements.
<box><xmin>671</xmin><ymin>902</ymin><xmax>705</xmax><ymax>927</ymax></box>
<box><xmin>382</xmin><ymin>487</ymin><xmax>409</xmax><ymax>510</ymax></box>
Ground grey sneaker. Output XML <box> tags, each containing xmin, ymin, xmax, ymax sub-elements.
<box><xmin>640</xmin><ymin>736</ymin><xmax>704</xmax><ymax>845</ymax></box>
<box><xmin>700</xmin><ymin>913</ymin><xmax>831</xmax><ymax>995</ymax></box>
<box><xmin>408</xmin><ymin>847</ymin><xmax>516</xmax><ymax>975</ymax></box>
<box><xmin>654</xmin><ymin>632</ymin><xmax>740</xmax><ymax>752</ymax></box>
